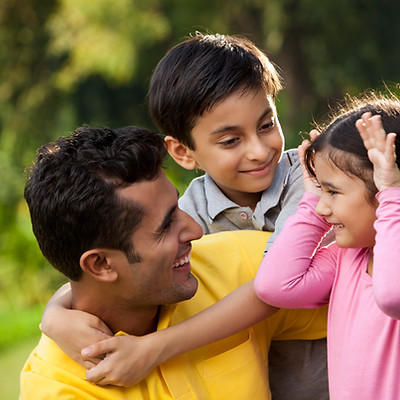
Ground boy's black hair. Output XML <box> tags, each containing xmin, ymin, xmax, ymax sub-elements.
<box><xmin>305</xmin><ymin>93</ymin><xmax>400</xmax><ymax>203</ymax></box>
<box><xmin>24</xmin><ymin>126</ymin><xmax>167</xmax><ymax>281</ymax></box>
<box><xmin>149</xmin><ymin>32</ymin><xmax>282</xmax><ymax>149</ymax></box>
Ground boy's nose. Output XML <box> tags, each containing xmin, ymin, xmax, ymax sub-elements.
<box><xmin>246</xmin><ymin>135</ymin><xmax>268</xmax><ymax>161</ymax></box>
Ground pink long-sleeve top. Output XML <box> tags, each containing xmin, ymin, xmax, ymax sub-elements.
<box><xmin>254</xmin><ymin>188</ymin><xmax>400</xmax><ymax>400</ymax></box>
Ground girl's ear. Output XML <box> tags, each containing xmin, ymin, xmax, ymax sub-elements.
<box><xmin>165</xmin><ymin>136</ymin><xmax>198</xmax><ymax>170</ymax></box>
<box><xmin>80</xmin><ymin>249</ymin><xmax>118</xmax><ymax>282</ymax></box>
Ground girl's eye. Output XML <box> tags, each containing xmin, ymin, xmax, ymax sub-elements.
<box><xmin>327</xmin><ymin>189</ymin><xmax>338</xmax><ymax>196</ymax></box>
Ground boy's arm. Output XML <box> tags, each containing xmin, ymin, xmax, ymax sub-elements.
<box><xmin>41</xmin><ymin>283</ymin><xmax>113</xmax><ymax>368</ymax></box>
<box><xmin>81</xmin><ymin>280</ymin><xmax>278</xmax><ymax>386</ymax></box>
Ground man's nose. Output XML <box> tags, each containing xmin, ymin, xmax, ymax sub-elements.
<box><xmin>178</xmin><ymin>209</ymin><xmax>203</xmax><ymax>243</ymax></box>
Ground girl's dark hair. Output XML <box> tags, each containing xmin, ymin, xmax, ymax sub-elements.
<box><xmin>305</xmin><ymin>93</ymin><xmax>400</xmax><ymax>202</ymax></box>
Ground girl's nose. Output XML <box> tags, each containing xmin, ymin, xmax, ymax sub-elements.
<box><xmin>315</xmin><ymin>196</ymin><xmax>331</xmax><ymax>217</ymax></box>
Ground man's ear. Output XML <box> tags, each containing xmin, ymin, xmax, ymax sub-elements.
<box><xmin>165</xmin><ymin>136</ymin><xmax>198</xmax><ymax>170</ymax></box>
<box><xmin>80</xmin><ymin>249</ymin><xmax>118</xmax><ymax>282</ymax></box>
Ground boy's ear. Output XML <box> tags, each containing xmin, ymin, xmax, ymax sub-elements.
<box><xmin>165</xmin><ymin>136</ymin><xmax>198</xmax><ymax>170</ymax></box>
<box><xmin>80</xmin><ymin>249</ymin><xmax>118</xmax><ymax>282</ymax></box>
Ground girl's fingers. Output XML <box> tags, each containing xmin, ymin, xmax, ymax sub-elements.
<box><xmin>357</xmin><ymin>113</ymin><xmax>387</xmax><ymax>153</ymax></box>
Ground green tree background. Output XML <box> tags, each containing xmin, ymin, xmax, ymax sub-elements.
<box><xmin>1</xmin><ymin>0</ymin><xmax>399</xmax><ymax>396</ymax></box>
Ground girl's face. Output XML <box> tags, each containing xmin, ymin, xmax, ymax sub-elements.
<box><xmin>314</xmin><ymin>153</ymin><xmax>378</xmax><ymax>249</ymax></box>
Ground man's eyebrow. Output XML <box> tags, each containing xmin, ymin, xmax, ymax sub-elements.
<box><xmin>209</xmin><ymin>106</ymin><xmax>273</xmax><ymax>135</ymax></box>
<box><xmin>155</xmin><ymin>205</ymin><xmax>177</xmax><ymax>234</ymax></box>
<box><xmin>155</xmin><ymin>189</ymin><xmax>179</xmax><ymax>234</ymax></box>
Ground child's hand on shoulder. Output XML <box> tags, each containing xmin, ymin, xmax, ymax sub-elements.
<box><xmin>357</xmin><ymin>112</ymin><xmax>400</xmax><ymax>191</ymax></box>
<box><xmin>82</xmin><ymin>332</ymin><xmax>165</xmax><ymax>386</ymax></box>
<box><xmin>55</xmin><ymin>309</ymin><xmax>113</xmax><ymax>368</ymax></box>
<box><xmin>298</xmin><ymin>130</ymin><xmax>322</xmax><ymax>196</ymax></box>
<box><xmin>41</xmin><ymin>284</ymin><xmax>112</xmax><ymax>368</ymax></box>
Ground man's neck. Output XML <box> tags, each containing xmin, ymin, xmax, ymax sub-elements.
<box><xmin>70</xmin><ymin>283</ymin><xmax>160</xmax><ymax>336</ymax></box>
<box><xmin>98</xmin><ymin>305</ymin><xmax>161</xmax><ymax>336</ymax></box>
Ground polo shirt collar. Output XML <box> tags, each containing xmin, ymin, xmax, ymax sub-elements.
<box><xmin>204</xmin><ymin>154</ymin><xmax>291</xmax><ymax>220</ymax></box>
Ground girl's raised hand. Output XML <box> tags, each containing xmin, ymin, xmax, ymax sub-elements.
<box><xmin>298</xmin><ymin>129</ymin><xmax>322</xmax><ymax>196</ymax></box>
<box><xmin>356</xmin><ymin>112</ymin><xmax>400</xmax><ymax>191</ymax></box>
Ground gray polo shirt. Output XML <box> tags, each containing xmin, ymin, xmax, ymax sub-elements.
<box><xmin>179</xmin><ymin>148</ymin><xmax>304</xmax><ymax>251</ymax></box>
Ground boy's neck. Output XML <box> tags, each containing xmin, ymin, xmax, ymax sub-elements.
<box><xmin>221</xmin><ymin>188</ymin><xmax>262</xmax><ymax>211</ymax></box>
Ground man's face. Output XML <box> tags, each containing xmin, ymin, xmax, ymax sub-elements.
<box><xmin>111</xmin><ymin>170</ymin><xmax>203</xmax><ymax>307</ymax></box>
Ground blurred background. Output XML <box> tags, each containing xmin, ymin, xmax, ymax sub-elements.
<box><xmin>1</xmin><ymin>0</ymin><xmax>399</xmax><ymax>397</ymax></box>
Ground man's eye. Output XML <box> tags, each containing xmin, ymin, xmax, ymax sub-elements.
<box><xmin>163</xmin><ymin>218</ymin><xmax>173</xmax><ymax>231</ymax></box>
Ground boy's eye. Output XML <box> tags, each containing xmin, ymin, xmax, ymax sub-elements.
<box><xmin>260</xmin><ymin>116</ymin><xmax>275</xmax><ymax>131</ymax></box>
<box><xmin>218</xmin><ymin>137</ymin><xmax>239</xmax><ymax>147</ymax></box>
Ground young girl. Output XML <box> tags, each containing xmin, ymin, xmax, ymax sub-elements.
<box><xmin>43</xmin><ymin>93</ymin><xmax>400</xmax><ymax>399</ymax></box>
<box><xmin>255</xmin><ymin>93</ymin><xmax>400</xmax><ymax>399</ymax></box>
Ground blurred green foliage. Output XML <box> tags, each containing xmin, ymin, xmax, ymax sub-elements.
<box><xmin>0</xmin><ymin>0</ymin><xmax>399</xmax><ymax>318</ymax></box>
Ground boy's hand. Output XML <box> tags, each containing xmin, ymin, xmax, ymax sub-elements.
<box><xmin>298</xmin><ymin>130</ymin><xmax>322</xmax><ymax>196</ymax></box>
<box><xmin>59</xmin><ymin>310</ymin><xmax>113</xmax><ymax>368</ymax></box>
<box><xmin>82</xmin><ymin>334</ymin><xmax>164</xmax><ymax>386</ymax></box>
<box><xmin>41</xmin><ymin>284</ymin><xmax>113</xmax><ymax>368</ymax></box>
<box><xmin>47</xmin><ymin>309</ymin><xmax>113</xmax><ymax>368</ymax></box>
<box><xmin>356</xmin><ymin>112</ymin><xmax>400</xmax><ymax>191</ymax></box>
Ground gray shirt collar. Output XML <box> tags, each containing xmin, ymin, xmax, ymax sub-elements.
<box><xmin>204</xmin><ymin>153</ymin><xmax>293</xmax><ymax>220</ymax></box>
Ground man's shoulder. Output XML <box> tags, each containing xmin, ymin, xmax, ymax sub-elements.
<box><xmin>191</xmin><ymin>231</ymin><xmax>271</xmax><ymax>278</ymax></box>
<box><xmin>20</xmin><ymin>334</ymin><xmax>149</xmax><ymax>399</ymax></box>
<box><xmin>192</xmin><ymin>230</ymin><xmax>271</xmax><ymax>254</ymax></box>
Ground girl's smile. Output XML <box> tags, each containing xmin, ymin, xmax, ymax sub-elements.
<box><xmin>314</xmin><ymin>153</ymin><xmax>378</xmax><ymax>249</ymax></box>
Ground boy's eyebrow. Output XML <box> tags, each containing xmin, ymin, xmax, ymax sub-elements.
<box><xmin>209</xmin><ymin>106</ymin><xmax>273</xmax><ymax>135</ymax></box>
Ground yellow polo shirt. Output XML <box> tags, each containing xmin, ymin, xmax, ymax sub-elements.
<box><xmin>20</xmin><ymin>230</ymin><xmax>327</xmax><ymax>399</ymax></box>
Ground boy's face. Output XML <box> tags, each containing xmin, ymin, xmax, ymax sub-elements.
<box><xmin>184</xmin><ymin>89</ymin><xmax>284</xmax><ymax>208</ymax></box>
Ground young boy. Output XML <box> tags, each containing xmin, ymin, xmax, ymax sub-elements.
<box><xmin>148</xmin><ymin>33</ymin><xmax>328</xmax><ymax>400</ymax></box>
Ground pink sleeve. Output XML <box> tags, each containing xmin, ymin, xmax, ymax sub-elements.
<box><xmin>254</xmin><ymin>192</ymin><xmax>337</xmax><ymax>308</ymax></box>
<box><xmin>373</xmin><ymin>187</ymin><xmax>400</xmax><ymax>319</ymax></box>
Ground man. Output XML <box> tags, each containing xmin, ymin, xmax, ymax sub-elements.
<box><xmin>20</xmin><ymin>125</ymin><xmax>325</xmax><ymax>399</ymax></box>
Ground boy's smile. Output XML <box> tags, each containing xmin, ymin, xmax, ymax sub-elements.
<box><xmin>184</xmin><ymin>89</ymin><xmax>284</xmax><ymax>209</ymax></box>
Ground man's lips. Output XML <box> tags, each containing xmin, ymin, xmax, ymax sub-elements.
<box><xmin>173</xmin><ymin>251</ymin><xmax>191</xmax><ymax>268</ymax></box>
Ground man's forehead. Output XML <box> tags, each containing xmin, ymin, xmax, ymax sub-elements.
<box><xmin>117</xmin><ymin>171</ymin><xmax>178</xmax><ymax>208</ymax></box>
